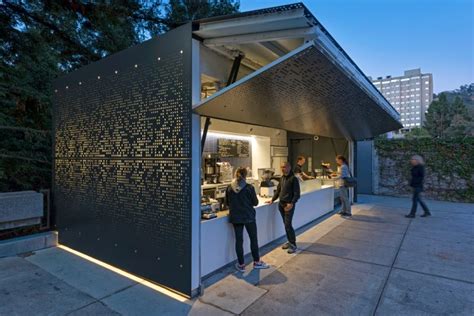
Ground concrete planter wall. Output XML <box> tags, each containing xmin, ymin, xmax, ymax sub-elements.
<box><xmin>0</xmin><ymin>191</ymin><xmax>44</xmax><ymax>230</ymax></box>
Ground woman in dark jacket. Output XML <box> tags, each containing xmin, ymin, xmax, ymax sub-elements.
<box><xmin>226</xmin><ymin>167</ymin><xmax>269</xmax><ymax>272</ymax></box>
<box><xmin>405</xmin><ymin>155</ymin><xmax>431</xmax><ymax>218</ymax></box>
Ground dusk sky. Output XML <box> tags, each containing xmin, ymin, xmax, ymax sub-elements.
<box><xmin>240</xmin><ymin>0</ymin><xmax>473</xmax><ymax>93</ymax></box>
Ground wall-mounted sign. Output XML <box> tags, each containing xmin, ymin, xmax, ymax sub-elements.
<box><xmin>271</xmin><ymin>146</ymin><xmax>288</xmax><ymax>157</ymax></box>
<box><xmin>218</xmin><ymin>138</ymin><xmax>250</xmax><ymax>158</ymax></box>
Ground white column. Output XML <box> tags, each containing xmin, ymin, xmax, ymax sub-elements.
<box><xmin>190</xmin><ymin>39</ymin><xmax>201</xmax><ymax>295</ymax></box>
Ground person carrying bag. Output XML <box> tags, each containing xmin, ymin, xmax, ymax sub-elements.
<box><xmin>335</xmin><ymin>155</ymin><xmax>354</xmax><ymax>216</ymax></box>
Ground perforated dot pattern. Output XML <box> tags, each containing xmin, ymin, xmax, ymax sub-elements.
<box><xmin>52</xmin><ymin>24</ymin><xmax>193</xmax><ymax>296</ymax></box>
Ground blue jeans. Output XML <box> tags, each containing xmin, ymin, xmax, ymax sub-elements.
<box><xmin>410</xmin><ymin>187</ymin><xmax>430</xmax><ymax>215</ymax></box>
<box><xmin>340</xmin><ymin>186</ymin><xmax>351</xmax><ymax>214</ymax></box>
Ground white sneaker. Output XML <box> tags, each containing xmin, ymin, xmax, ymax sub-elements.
<box><xmin>253</xmin><ymin>261</ymin><xmax>270</xmax><ymax>269</ymax></box>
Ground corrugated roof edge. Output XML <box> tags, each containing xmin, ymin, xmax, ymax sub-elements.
<box><xmin>193</xmin><ymin>2</ymin><xmax>398</xmax><ymax>117</ymax></box>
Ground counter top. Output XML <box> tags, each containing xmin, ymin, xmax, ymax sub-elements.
<box><xmin>201</xmin><ymin>183</ymin><xmax>334</xmax><ymax>222</ymax></box>
<box><xmin>201</xmin><ymin>178</ymin><xmax>256</xmax><ymax>190</ymax></box>
<box><xmin>200</xmin><ymin>182</ymin><xmax>335</xmax><ymax>276</ymax></box>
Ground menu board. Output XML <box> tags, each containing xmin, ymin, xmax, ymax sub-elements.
<box><xmin>218</xmin><ymin>138</ymin><xmax>250</xmax><ymax>158</ymax></box>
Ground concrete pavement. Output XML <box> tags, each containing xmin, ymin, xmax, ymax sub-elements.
<box><xmin>0</xmin><ymin>194</ymin><xmax>473</xmax><ymax>315</ymax></box>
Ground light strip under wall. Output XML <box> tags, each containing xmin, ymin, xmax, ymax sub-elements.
<box><xmin>58</xmin><ymin>245</ymin><xmax>189</xmax><ymax>302</ymax></box>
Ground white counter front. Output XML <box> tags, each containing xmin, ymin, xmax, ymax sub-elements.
<box><xmin>200</xmin><ymin>183</ymin><xmax>334</xmax><ymax>276</ymax></box>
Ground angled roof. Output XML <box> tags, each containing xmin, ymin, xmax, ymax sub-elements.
<box><xmin>192</xmin><ymin>4</ymin><xmax>402</xmax><ymax>139</ymax></box>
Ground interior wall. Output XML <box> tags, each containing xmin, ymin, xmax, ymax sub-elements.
<box><xmin>203</xmin><ymin>132</ymin><xmax>252</xmax><ymax>169</ymax></box>
<box><xmin>205</xmin><ymin>118</ymin><xmax>287</xmax><ymax>147</ymax></box>
<box><xmin>252</xmin><ymin>136</ymin><xmax>272</xmax><ymax>179</ymax></box>
<box><xmin>287</xmin><ymin>132</ymin><xmax>349</xmax><ymax>173</ymax></box>
<box><xmin>203</xmin><ymin>119</ymin><xmax>286</xmax><ymax>178</ymax></box>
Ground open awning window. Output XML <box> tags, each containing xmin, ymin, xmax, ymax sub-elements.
<box><xmin>194</xmin><ymin>42</ymin><xmax>402</xmax><ymax>140</ymax></box>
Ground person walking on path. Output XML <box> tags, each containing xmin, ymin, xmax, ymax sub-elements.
<box><xmin>266</xmin><ymin>162</ymin><xmax>301</xmax><ymax>254</ymax></box>
<box><xmin>405</xmin><ymin>155</ymin><xmax>432</xmax><ymax>218</ymax></box>
<box><xmin>335</xmin><ymin>155</ymin><xmax>352</xmax><ymax>217</ymax></box>
<box><xmin>226</xmin><ymin>167</ymin><xmax>270</xmax><ymax>272</ymax></box>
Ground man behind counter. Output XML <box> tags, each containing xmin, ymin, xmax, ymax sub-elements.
<box><xmin>266</xmin><ymin>162</ymin><xmax>300</xmax><ymax>254</ymax></box>
<box><xmin>294</xmin><ymin>156</ymin><xmax>315</xmax><ymax>180</ymax></box>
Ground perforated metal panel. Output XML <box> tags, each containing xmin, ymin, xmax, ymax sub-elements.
<box><xmin>53</xmin><ymin>24</ymin><xmax>193</xmax><ymax>296</ymax></box>
<box><xmin>195</xmin><ymin>43</ymin><xmax>402</xmax><ymax>140</ymax></box>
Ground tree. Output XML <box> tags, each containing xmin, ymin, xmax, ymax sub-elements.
<box><xmin>164</xmin><ymin>0</ymin><xmax>239</xmax><ymax>26</ymax></box>
<box><xmin>425</xmin><ymin>94</ymin><xmax>452</xmax><ymax>138</ymax></box>
<box><xmin>0</xmin><ymin>1</ymin><xmax>240</xmax><ymax>191</ymax></box>
<box><xmin>425</xmin><ymin>93</ymin><xmax>473</xmax><ymax>138</ymax></box>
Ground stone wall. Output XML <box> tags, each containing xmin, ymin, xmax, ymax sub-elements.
<box><xmin>373</xmin><ymin>138</ymin><xmax>474</xmax><ymax>203</ymax></box>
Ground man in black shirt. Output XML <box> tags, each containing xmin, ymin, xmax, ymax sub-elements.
<box><xmin>266</xmin><ymin>162</ymin><xmax>301</xmax><ymax>253</ymax></box>
<box><xmin>294</xmin><ymin>156</ymin><xmax>314</xmax><ymax>181</ymax></box>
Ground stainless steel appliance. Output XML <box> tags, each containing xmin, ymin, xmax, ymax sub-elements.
<box><xmin>201</xmin><ymin>195</ymin><xmax>218</xmax><ymax>220</ymax></box>
<box><xmin>203</xmin><ymin>153</ymin><xmax>220</xmax><ymax>183</ymax></box>
<box><xmin>258</xmin><ymin>168</ymin><xmax>277</xmax><ymax>198</ymax></box>
<box><xmin>215</xmin><ymin>185</ymin><xmax>227</xmax><ymax>210</ymax></box>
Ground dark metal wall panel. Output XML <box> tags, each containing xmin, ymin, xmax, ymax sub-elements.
<box><xmin>52</xmin><ymin>24</ymin><xmax>193</xmax><ymax>296</ymax></box>
<box><xmin>356</xmin><ymin>140</ymin><xmax>374</xmax><ymax>194</ymax></box>
<box><xmin>195</xmin><ymin>43</ymin><xmax>402</xmax><ymax>140</ymax></box>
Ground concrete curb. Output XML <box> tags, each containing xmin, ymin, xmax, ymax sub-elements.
<box><xmin>0</xmin><ymin>231</ymin><xmax>58</xmax><ymax>258</ymax></box>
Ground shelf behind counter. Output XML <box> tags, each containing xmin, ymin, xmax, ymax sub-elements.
<box><xmin>200</xmin><ymin>179</ymin><xmax>335</xmax><ymax>276</ymax></box>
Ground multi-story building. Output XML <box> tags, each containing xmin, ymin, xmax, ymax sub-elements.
<box><xmin>371</xmin><ymin>68</ymin><xmax>433</xmax><ymax>133</ymax></box>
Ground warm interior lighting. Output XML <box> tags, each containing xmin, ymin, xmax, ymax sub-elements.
<box><xmin>204</xmin><ymin>131</ymin><xmax>254</xmax><ymax>141</ymax></box>
<box><xmin>57</xmin><ymin>245</ymin><xmax>189</xmax><ymax>302</ymax></box>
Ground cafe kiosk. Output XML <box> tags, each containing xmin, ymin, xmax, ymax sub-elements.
<box><xmin>53</xmin><ymin>4</ymin><xmax>402</xmax><ymax>298</ymax></box>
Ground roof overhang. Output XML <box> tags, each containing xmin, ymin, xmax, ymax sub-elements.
<box><xmin>194</xmin><ymin>41</ymin><xmax>402</xmax><ymax>140</ymax></box>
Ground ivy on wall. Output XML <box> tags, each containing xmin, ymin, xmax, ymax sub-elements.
<box><xmin>375</xmin><ymin>137</ymin><xmax>474</xmax><ymax>202</ymax></box>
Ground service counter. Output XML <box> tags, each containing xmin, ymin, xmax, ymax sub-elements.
<box><xmin>200</xmin><ymin>180</ymin><xmax>334</xmax><ymax>276</ymax></box>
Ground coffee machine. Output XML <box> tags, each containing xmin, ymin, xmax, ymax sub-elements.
<box><xmin>203</xmin><ymin>153</ymin><xmax>220</xmax><ymax>184</ymax></box>
<box><xmin>258</xmin><ymin>168</ymin><xmax>277</xmax><ymax>198</ymax></box>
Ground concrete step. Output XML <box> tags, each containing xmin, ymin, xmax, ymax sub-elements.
<box><xmin>0</xmin><ymin>231</ymin><xmax>57</xmax><ymax>258</ymax></box>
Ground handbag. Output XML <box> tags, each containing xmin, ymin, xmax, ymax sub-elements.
<box><xmin>343</xmin><ymin>169</ymin><xmax>357</xmax><ymax>187</ymax></box>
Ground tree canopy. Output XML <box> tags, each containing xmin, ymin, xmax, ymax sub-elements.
<box><xmin>425</xmin><ymin>90</ymin><xmax>474</xmax><ymax>138</ymax></box>
<box><xmin>0</xmin><ymin>0</ymin><xmax>239</xmax><ymax>191</ymax></box>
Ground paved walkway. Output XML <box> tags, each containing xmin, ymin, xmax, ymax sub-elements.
<box><xmin>1</xmin><ymin>195</ymin><xmax>473</xmax><ymax>315</ymax></box>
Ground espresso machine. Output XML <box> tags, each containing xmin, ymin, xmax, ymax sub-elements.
<box><xmin>203</xmin><ymin>153</ymin><xmax>220</xmax><ymax>184</ymax></box>
<box><xmin>258</xmin><ymin>168</ymin><xmax>277</xmax><ymax>198</ymax></box>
